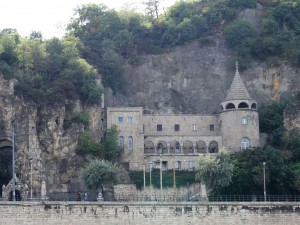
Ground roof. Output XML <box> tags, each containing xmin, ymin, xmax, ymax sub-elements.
<box><xmin>225</xmin><ymin>62</ymin><xmax>252</xmax><ymax>101</ymax></box>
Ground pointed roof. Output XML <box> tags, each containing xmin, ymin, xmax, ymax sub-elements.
<box><xmin>225</xmin><ymin>62</ymin><xmax>251</xmax><ymax>101</ymax></box>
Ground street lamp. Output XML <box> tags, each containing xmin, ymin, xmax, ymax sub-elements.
<box><xmin>143</xmin><ymin>162</ymin><xmax>146</xmax><ymax>190</ymax></box>
<box><xmin>173</xmin><ymin>155</ymin><xmax>176</xmax><ymax>202</ymax></box>
<box><xmin>29</xmin><ymin>159</ymin><xmax>33</xmax><ymax>199</ymax></box>
<box><xmin>12</xmin><ymin>128</ymin><xmax>16</xmax><ymax>201</ymax></box>
<box><xmin>160</xmin><ymin>154</ymin><xmax>162</xmax><ymax>190</ymax></box>
<box><xmin>263</xmin><ymin>162</ymin><xmax>266</xmax><ymax>201</ymax></box>
<box><xmin>149</xmin><ymin>161</ymin><xmax>152</xmax><ymax>187</ymax></box>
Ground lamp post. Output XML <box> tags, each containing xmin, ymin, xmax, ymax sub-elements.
<box><xmin>160</xmin><ymin>154</ymin><xmax>162</xmax><ymax>190</ymax></box>
<box><xmin>173</xmin><ymin>155</ymin><xmax>176</xmax><ymax>201</ymax></box>
<box><xmin>29</xmin><ymin>159</ymin><xmax>33</xmax><ymax>199</ymax></box>
<box><xmin>149</xmin><ymin>161</ymin><xmax>152</xmax><ymax>187</ymax></box>
<box><xmin>263</xmin><ymin>162</ymin><xmax>266</xmax><ymax>201</ymax></box>
<box><xmin>143</xmin><ymin>163</ymin><xmax>146</xmax><ymax>190</ymax></box>
<box><xmin>12</xmin><ymin>128</ymin><xmax>16</xmax><ymax>201</ymax></box>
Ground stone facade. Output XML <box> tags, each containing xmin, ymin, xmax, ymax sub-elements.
<box><xmin>106</xmin><ymin>63</ymin><xmax>260</xmax><ymax>170</ymax></box>
<box><xmin>0</xmin><ymin>202</ymin><xmax>300</xmax><ymax>225</ymax></box>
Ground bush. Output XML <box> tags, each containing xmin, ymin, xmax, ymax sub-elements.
<box><xmin>129</xmin><ymin>170</ymin><xmax>197</xmax><ymax>190</ymax></box>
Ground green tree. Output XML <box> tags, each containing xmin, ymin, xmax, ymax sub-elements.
<box><xmin>144</xmin><ymin>0</ymin><xmax>160</xmax><ymax>20</ymax></box>
<box><xmin>81</xmin><ymin>159</ymin><xmax>118</xmax><ymax>192</ymax></box>
<box><xmin>102</xmin><ymin>125</ymin><xmax>122</xmax><ymax>162</ymax></box>
<box><xmin>224</xmin><ymin>20</ymin><xmax>256</xmax><ymax>59</ymax></box>
<box><xmin>76</xmin><ymin>131</ymin><xmax>104</xmax><ymax>158</ymax></box>
<box><xmin>259</xmin><ymin>101</ymin><xmax>288</xmax><ymax>146</ymax></box>
<box><xmin>196</xmin><ymin>148</ymin><xmax>233</xmax><ymax>194</ymax></box>
<box><xmin>220</xmin><ymin>147</ymin><xmax>298</xmax><ymax>195</ymax></box>
<box><xmin>283</xmin><ymin>128</ymin><xmax>300</xmax><ymax>160</ymax></box>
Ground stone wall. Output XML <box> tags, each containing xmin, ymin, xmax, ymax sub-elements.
<box><xmin>0</xmin><ymin>202</ymin><xmax>300</xmax><ymax>225</ymax></box>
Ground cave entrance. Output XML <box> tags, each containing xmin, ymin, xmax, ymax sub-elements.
<box><xmin>0</xmin><ymin>139</ymin><xmax>13</xmax><ymax>198</ymax></box>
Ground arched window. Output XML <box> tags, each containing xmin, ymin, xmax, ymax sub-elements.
<box><xmin>241</xmin><ymin>137</ymin><xmax>250</xmax><ymax>149</ymax></box>
<box><xmin>251</xmin><ymin>103</ymin><xmax>257</xmax><ymax>109</ymax></box>
<box><xmin>183</xmin><ymin>140</ymin><xmax>193</xmax><ymax>154</ymax></box>
<box><xmin>238</xmin><ymin>102</ymin><xmax>249</xmax><ymax>109</ymax></box>
<box><xmin>226</xmin><ymin>103</ymin><xmax>235</xmax><ymax>109</ymax></box>
<box><xmin>157</xmin><ymin>143</ymin><xmax>163</xmax><ymax>154</ymax></box>
<box><xmin>208</xmin><ymin>141</ymin><xmax>219</xmax><ymax>153</ymax></box>
<box><xmin>128</xmin><ymin>136</ymin><xmax>133</xmax><ymax>149</ymax></box>
<box><xmin>144</xmin><ymin>140</ymin><xmax>155</xmax><ymax>154</ymax></box>
<box><xmin>219</xmin><ymin>105</ymin><xmax>224</xmax><ymax>112</ymax></box>
<box><xmin>196</xmin><ymin>140</ymin><xmax>206</xmax><ymax>153</ymax></box>
<box><xmin>118</xmin><ymin>136</ymin><xmax>124</xmax><ymax>149</ymax></box>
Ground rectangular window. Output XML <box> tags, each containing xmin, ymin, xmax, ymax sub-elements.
<box><xmin>118</xmin><ymin>117</ymin><xmax>123</xmax><ymax>123</ymax></box>
<box><xmin>157</xmin><ymin>124</ymin><xmax>162</xmax><ymax>131</ymax></box>
<box><xmin>188</xmin><ymin>161</ymin><xmax>195</xmax><ymax>170</ymax></box>
<box><xmin>174</xmin><ymin>124</ymin><xmax>180</xmax><ymax>131</ymax></box>
<box><xmin>162</xmin><ymin>161</ymin><xmax>168</xmax><ymax>170</ymax></box>
<box><xmin>127</xmin><ymin>116</ymin><xmax>133</xmax><ymax>123</ymax></box>
<box><xmin>241</xmin><ymin>117</ymin><xmax>248</xmax><ymax>125</ymax></box>
<box><xmin>192</xmin><ymin>124</ymin><xmax>197</xmax><ymax>131</ymax></box>
<box><xmin>209</xmin><ymin>124</ymin><xmax>215</xmax><ymax>131</ymax></box>
<box><xmin>175</xmin><ymin>161</ymin><xmax>181</xmax><ymax>170</ymax></box>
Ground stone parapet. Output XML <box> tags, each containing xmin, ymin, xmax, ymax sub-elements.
<box><xmin>1</xmin><ymin>201</ymin><xmax>300</xmax><ymax>225</ymax></box>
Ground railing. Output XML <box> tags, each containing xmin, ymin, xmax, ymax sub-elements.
<box><xmin>1</xmin><ymin>193</ymin><xmax>300</xmax><ymax>202</ymax></box>
<box><xmin>208</xmin><ymin>195</ymin><xmax>300</xmax><ymax>202</ymax></box>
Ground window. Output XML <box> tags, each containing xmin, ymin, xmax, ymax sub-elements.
<box><xmin>157</xmin><ymin>124</ymin><xmax>162</xmax><ymax>131</ymax></box>
<box><xmin>174</xmin><ymin>124</ymin><xmax>180</xmax><ymax>131</ymax></box>
<box><xmin>157</xmin><ymin>143</ymin><xmax>163</xmax><ymax>154</ymax></box>
<box><xmin>192</xmin><ymin>124</ymin><xmax>197</xmax><ymax>131</ymax></box>
<box><xmin>241</xmin><ymin>137</ymin><xmax>250</xmax><ymax>149</ymax></box>
<box><xmin>241</xmin><ymin>117</ymin><xmax>248</xmax><ymax>125</ymax></box>
<box><xmin>175</xmin><ymin>161</ymin><xmax>181</xmax><ymax>170</ymax></box>
<box><xmin>118</xmin><ymin>136</ymin><xmax>124</xmax><ymax>149</ymax></box>
<box><xmin>128</xmin><ymin>136</ymin><xmax>133</xmax><ymax>149</ymax></box>
<box><xmin>127</xmin><ymin>116</ymin><xmax>133</xmax><ymax>123</ymax></box>
<box><xmin>162</xmin><ymin>161</ymin><xmax>168</xmax><ymax>170</ymax></box>
<box><xmin>175</xmin><ymin>142</ymin><xmax>181</xmax><ymax>153</ymax></box>
<box><xmin>188</xmin><ymin>161</ymin><xmax>195</xmax><ymax>169</ymax></box>
<box><xmin>118</xmin><ymin>117</ymin><xmax>123</xmax><ymax>123</ymax></box>
<box><xmin>209</xmin><ymin>125</ymin><xmax>215</xmax><ymax>131</ymax></box>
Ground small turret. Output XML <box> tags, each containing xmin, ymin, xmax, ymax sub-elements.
<box><xmin>220</xmin><ymin>62</ymin><xmax>259</xmax><ymax>151</ymax></box>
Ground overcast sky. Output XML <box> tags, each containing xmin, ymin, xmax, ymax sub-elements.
<box><xmin>0</xmin><ymin>0</ymin><xmax>177</xmax><ymax>39</ymax></box>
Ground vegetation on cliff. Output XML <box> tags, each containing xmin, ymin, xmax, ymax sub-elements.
<box><xmin>2</xmin><ymin>0</ymin><xmax>300</xmax><ymax>99</ymax></box>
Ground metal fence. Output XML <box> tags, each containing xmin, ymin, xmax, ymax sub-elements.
<box><xmin>2</xmin><ymin>193</ymin><xmax>300</xmax><ymax>202</ymax></box>
<box><xmin>208</xmin><ymin>195</ymin><xmax>300</xmax><ymax>202</ymax></box>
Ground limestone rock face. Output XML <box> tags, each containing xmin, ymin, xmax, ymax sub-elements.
<box><xmin>105</xmin><ymin>39</ymin><xmax>300</xmax><ymax>115</ymax></box>
<box><xmin>0</xmin><ymin>75</ymin><xmax>103</xmax><ymax>194</ymax></box>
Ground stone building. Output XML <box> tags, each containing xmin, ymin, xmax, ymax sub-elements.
<box><xmin>106</xmin><ymin>63</ymin><xmax>260</xmax><ymax>171</ymax></box>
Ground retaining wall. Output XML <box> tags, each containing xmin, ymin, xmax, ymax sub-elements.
<box><xmin>0</xmin><ymin>201</ymin><xmax>300</xmax><ymax>225</ymax></box>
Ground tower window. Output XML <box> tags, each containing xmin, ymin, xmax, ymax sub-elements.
<box><xmin>118</xmin><ymin>117</ymin><xmax>123</xmax><ymax>123</ymax></box>
<box><xmin>209</xmin><ymin>125</ymin><xmax>215</xmax><ymax>131</ymax></box>
<box><xmin>157</xmin><ymin>124</ymin><xmax>162</xmax><ymax>131</ymax></box>
<box><xmin>127</xmin><ymin>116</ymin><xmax>133</xmax><ymax>123</ymax></box>
<box><xmin>241</xmin><ymin>117</ymin><xmax>248</xmax><ymax>125</ymax></box>
<box><xmin>192</xmin><ymin>124</ymin><xmax>197</xmax><ymax>131</ymax></box>
<box><xmin>174</xmin><ymin>124</ymin><xmax>180</xmax><ymax>131</ymax></box>
<box><xmin>241</xmin><ymin>137</ymin><xmax>250</xmax><ymax>149</ymax></box>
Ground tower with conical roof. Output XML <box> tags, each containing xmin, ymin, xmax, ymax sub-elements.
<box><xmin>219</xmin><ymin>62</ymin><xmax>259</xmax><ymax>151</ymax></box>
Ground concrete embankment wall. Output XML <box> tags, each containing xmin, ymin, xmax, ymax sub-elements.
<box><xmin>1</xmin><ymin>201</ymin><xmax>300</xmax><ymax>225</ymax></box>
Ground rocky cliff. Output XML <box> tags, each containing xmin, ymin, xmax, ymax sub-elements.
<box><xmin>0</xmin><ymin>75</ymin><xmax>103</xmax><ymax>194</ymax></box>
<box><xmin>105</xmin><ymin>38</ymin><xmax>300</xmax><ymax>115</ymax></box>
